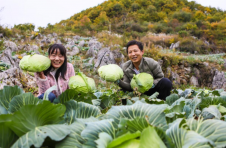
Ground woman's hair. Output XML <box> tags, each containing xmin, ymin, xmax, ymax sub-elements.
<box><xmin>44</xmin><ymin>44</ymin><xmax>67</xmax><ymax>81</ymax></box>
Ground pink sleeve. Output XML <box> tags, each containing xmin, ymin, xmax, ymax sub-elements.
<box><xmin>66</xmin><ymin>63</ymin><xmax>75</xmax><ymax>89</ymax></box>
<box><xmin>35</xmin><ymin>73</ymin><xmax>51</xmax><ymax>96</ymax></box>
<box><xmin>67</xmin><ymin>63</ymin><xmax>75</xmax><ymax>78</ymax></box>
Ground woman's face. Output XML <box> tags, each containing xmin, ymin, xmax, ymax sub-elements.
<box><xmin>49</xmin><ymin>48</ymin><xmax>65</xmax><ymax>69</ymax></box>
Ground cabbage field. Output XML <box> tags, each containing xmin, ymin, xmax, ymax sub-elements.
<box><xmin>1</xmin><ymin>85</ymin><xmax>226</xmax><ymax>148</ymax></box>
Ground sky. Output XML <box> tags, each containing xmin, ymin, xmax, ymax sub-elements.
<box><xmin>0</xmin><ymin>0</ymin><xmax>225</xmax><ymax>30</ymax></box>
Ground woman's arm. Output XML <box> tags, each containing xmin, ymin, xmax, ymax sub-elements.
<box><xmin>35</xmin><ymin>72</ymin><xmax>51</xmax><ymax>96</ymax></box>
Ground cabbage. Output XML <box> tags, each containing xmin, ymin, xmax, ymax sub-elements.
<box><xmin>19</xmin><ymin>54</ymin><xmax>51</xmax><ymax>72</ymax></box>
<box><xmin>130</xmin><ymin>73</ymin><xmax>154</xmax><ymax>93</ymax></box>
<box><xmin>68</xmin><ymin>72</ymin><xmax>96</xmax><ymax>93</ymax></box>
<box><xmin>98</xmin><ymin>64</ymin><xmax>123</xmax><ymax>82</ymax></box>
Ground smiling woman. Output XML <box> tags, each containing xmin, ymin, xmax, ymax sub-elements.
<box><xmin>35</xmin><ymin>44</ymin><xmax>75</xmax><ymax>102</ymax></box>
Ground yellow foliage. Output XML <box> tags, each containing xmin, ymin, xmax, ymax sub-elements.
<box><xmin>210</xmin><ymin>22</ymin><xmax>218</xmax><ymax>29</ymax></box>
<box><xmin>148</xmin><ymin>24</ymin><xmax>154</xmax><ymax>29</ymax></box>
<box><xmin>169</xmin><ymin>38</ymin><xmax>175</xmax><ymax>44</ymax></box>
<box><xmin>182</xmin><ymin>7</ymin><xmax>191</xmax><ymax>12</ymax></box>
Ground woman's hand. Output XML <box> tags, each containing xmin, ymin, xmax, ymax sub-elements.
<box><xmin>37</xmin><ymin>72</ymin><xmax>46</xmax><ymax>79</ymax></box>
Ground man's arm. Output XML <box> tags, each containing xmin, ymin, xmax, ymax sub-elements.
<box><xmin>151</xmin><ymin>61</ymin><xmax>164</xmax><ymax>85</ymax></box>
<box><xmin>118</xmin><ymin>73</ymin><xmax>133</xmax><ymax>91</ymax></box>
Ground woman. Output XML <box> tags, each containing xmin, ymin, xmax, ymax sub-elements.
<box><xmin>35</xmin><ymin>44</ymin><xmax>75</xmax><ymax>102</ymax></box>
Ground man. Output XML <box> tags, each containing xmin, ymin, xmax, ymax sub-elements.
<box><xmin>117</xmin><ymin>40</ymin><xmax>172</xmax><ymax>100</ymax></box>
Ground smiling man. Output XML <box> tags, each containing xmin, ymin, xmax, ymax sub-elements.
<box><xmin>117</xmin><ymin>40</ymin><xmax>172</xmax><ymax>100</ymax></box>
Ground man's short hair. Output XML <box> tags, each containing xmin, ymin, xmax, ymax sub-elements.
<box><xmin>126</xmin><ymin>40</ymin><xmax>143</xmax><ymax>54</ymax></box>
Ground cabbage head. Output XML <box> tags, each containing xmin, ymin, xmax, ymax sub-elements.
<box><xmin>68</xmin><ymin>72</ymin><xmax>96</xmax><ymax>93</ymax></box>
<box><xmin>19</xmin><ymin>54</ymin><xmax>51</xmax><ymax>72</ymax></box>
<box><xmin>98</xmin><ymin>64</ymin><xmax>123</xmax><ymax>82</ymax></box>
<box><xmin>130</xmin><ymin>73</ymin><xmax>153</xmax><ymax>93</ymax></box>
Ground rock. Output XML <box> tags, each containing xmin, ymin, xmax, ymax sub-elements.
<box><xmin>171</xmin><ymin>71</ymin><xmax>180</xmax><ymax>85</ymax></box>
<box><xmin>56</xmin><ymin>39</ymin><xmax>62</xmax><ymax>44</ymax></box>
<box><xmin>94</xmin><ymin>47</ymin><xmax>116</xmax><ymax>69</ymax></box>
<box><xmin>0</xmin><ymin>33</ymin><xmax>3</xmax><ymax>38</ymax></box>
<box><xmin>155</xmin><ymin>45</ymin><xmax>163</xmax><ymax>50</ymax></box>
<box><xmin>47</xmin><ymin>34</ymin><xmax>52</xmax><ymax>38</ymax></box>
<box><xmin>203</xmin><ymin>62</ymin><xmax>209</xmax><ymax>67</ymax></box>
<box><xmin>86</xmin><ymin>46</ymin><xmax>97</xmax><ymax>58</ymax></box>
<box><xmin>204</xmin><ymin>40</ymin><xmax>210</xmax><ymax>46</ymax></box>
<box><xmin>4</xmin><ymin>41</ymin><xmax>18</xmax><ymax>51</ymax></box>
<box><xmin>224</xmin><ymin>59</ymin><xmax>226</xmax><ymax>69</ymax></box>
<box><xmin>78</xmin><ymin>40</ymin><xmax>85</xmax><ymax>47</ymax></box>
<box><xmin>212</xmin><ymin>70</ymin><xmax>226</xmax><ymax>89</ymax></box>
<box><xmin>67</xmin><ymin>46</ymin><xmax>79</xmax><ymax>56</ymax></box>
<box><xmin>52</xmin><ymin>33</ymin><xmax>57</xmax><ymax>37</ymax></box>
<box><xmin>170</xmin><ymin>41</ymin><xmax>180</xmax><ymax>49</ymax></box>
<box><xmin>190</xmin><ymin>76</ymin><xmax>199</xmax><ymax>87</ymax></box>
<box><xmin>184</xmin><ymin>67</ymin><xmax>191</xmax><ymax>73</ymax></box>
<box><xmin>50</xmin><ymin>38</ymin><xmax>56</xmax><ymax>43</ymax></box>
<box><xmin>0</xmin><ymin>48</ymin><xmax>18</xmax><ymax>68</ymax></box>
<box><xmin>18</xmin><ymin>45</ymin><xmax>25</xmax><ymax>50</ymax></box>
<box><xmin>193</xmin><ymin>67</ymin><xmax>200</xmax><ymax>79</ymax></box>
<box><xmin>111</xmin><ymin>49</ymin><xmax>125</xmax><ymax>67</ymax></box>
<box><xmin>73</xmin><ymin>35</ymin><xmax>80</xmax><ymax>40</ymax></box>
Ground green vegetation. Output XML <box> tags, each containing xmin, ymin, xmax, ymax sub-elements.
<box><xmin>49</xmin><ymin>0</ymin><xmax>226</xmax><ymax>49</ymax></box>
<box><xmin>1</xmin><ymin>83</ymin><xmax>226</xmax><ymax>147</ymax></box>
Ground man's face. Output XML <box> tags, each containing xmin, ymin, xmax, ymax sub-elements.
<box><xmin>128</xmin><ymin>45</ymin><xmax>144</xmax><ymax>64</ymax></box>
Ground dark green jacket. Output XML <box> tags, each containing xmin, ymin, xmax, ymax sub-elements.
<box><xmin>119</xmin><ymin>57</ymin><xmax>164</xmax><ymax>91</ymax></box>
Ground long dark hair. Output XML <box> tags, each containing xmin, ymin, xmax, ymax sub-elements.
<box><xmin>44</xmin><ymin>44</ymin><xmax>67</xmax><ymax>81</ymax></box>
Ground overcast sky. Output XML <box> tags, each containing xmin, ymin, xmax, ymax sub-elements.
<box><xmin>0</xmin><ymin>0</ymin><xmax>225</xmax><ymax>30</ymax></box>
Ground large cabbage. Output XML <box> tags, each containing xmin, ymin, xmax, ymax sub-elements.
<box><xmin>19</xmin><ymin>54</ymin><xmax>51</xmax><ymax>72</ymax></box>
<box><xmin>68</xmin><ymin>72</ymin><xmax>96</xmax><ymax>93</ymax></box>
<box><xmin>130</xmin><ymin>73</ymin><xmax>154</xmax><ymax>93</ymax></box>
<box><xmin>98</xmin><ymin>64</ymin><xmax>123</xmax><ymax>82</ymax></box>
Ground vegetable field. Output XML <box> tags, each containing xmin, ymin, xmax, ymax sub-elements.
<box><xmin>1</xmin><ymin>85</ymin><xmax>226</xmax><ymax>147</ymax></box>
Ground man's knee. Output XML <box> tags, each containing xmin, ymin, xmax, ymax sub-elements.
<box><xmin>158</xmin><ymin>78</ymin><xmax>172</xmax><ymax>90</ymax></box>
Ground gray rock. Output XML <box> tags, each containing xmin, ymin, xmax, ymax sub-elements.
<box><xmin>171</xmin><ymin>71</ymin><xmax>180</xmax><ymax>85</ymax></box>
<box><xmin>18</xmin><ymin>45</ymin><xmax>25</xmax><ymax>51</ymax></box>
<box><xmin>0</xmin><ymin>48</ymin><xmax>18</xmax><ymax>68</ymax></box>
<box><xmin>0</xmin><ymin>33</ymin><xmax>3</xmax><ymax>38</ymax></box>
<box><xmin>50</xmin><ymin>38</ymin><xmax>56</xmax><ymax>43</ymax></box>
<box><xmin>86</xmin><ymin>46</ymin><xmax>97</xmax><ymax>58</ymax></box>
<box><xmin>190</xmin><ymin>76</ymin><xmax>199</xmax><ymax>87</ymax></box>
<box><xmin>52</xmin><ymin>33</ymin><xmax>57</xmax><ymax>37</ymax></box>
<box><xmin>204</xmin><ymin>40</ymin><xmax>210</xmax><ymax>46</ymax></box>
<box><xmin>73</xmin><ymin>35</ymin><xmax>80</xmax><ymax>40</ymax></box>
<box><xmin>4</xmin><ymin>41</ymin><xmax>18</xmax><ymax>51</ymax></box>
<box><xmin>94</xmin><ymin>47</ymin><xmax>115</xmax><ymax>68</ymax></box>
<box><xmin>212</xmin><ymin>70</ymin><xmax>226</xmax><ymax>89</ymax></box>
<box><xmin>170</xmin><ymin>41</ymin><xmax>180</xmax><ymax>49</ymax></box>
<box><xmin>78</xmin><ymin>40</ymin><xmax>85</xmax><ymax>47</ymax></box>
<box><xmin>56</xmin><ymin>39</ymin><xmax>62</xmax><ymax>44</ymax></box>
<box><xmin>67</xmin><ymin>46</ymin><xmax>79</xmax><ymax>56</ymax></box>
<box><xmin>47</xmin><ymin>34</ymin><xmax>52</xmax><ymax>38</ymax></box>
<box><xmin>155</xmin><ymin>45</ymin><xmax>163</xmax><ymax>50</ymax></box>
<box><xmin>184</xmin><ymin>67</ymin><xmax>191</xmax><ymax>73</ymax></box>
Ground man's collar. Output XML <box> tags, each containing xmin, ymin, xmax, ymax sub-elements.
<box><xmin>129</xmin><ymin>57</ymin><xmax>144</xmax><ymax>70</ymax></box>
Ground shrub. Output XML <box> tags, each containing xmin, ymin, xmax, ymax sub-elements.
<box><xmin>178</xmin><ymin>30</ymin><xmax>189</xmax><ymax>37</ymax></box>
<box><xmin>172</xmin><ymin>11</ymin><xmax>192</xmax><ymax>22</ymax></box>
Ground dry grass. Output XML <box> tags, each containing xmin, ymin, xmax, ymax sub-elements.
<box><xmin>140</xmin><ymin>33</ymin><xmax>178</xmax><ymax>48</ymax></box>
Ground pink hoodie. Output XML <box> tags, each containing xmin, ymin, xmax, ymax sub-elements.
<box><xmin>35</xmin><ymin>63</ymin><xmax>75</xmax><ymax>97</ymax></box>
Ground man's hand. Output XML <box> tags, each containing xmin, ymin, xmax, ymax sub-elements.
<box><xmin>37</xmin><ymin>72</ymin><xmax>46</xmax><ymax>79</ymax></box>
<box><xmin>151</xmin><ymin>84</ymin><xmax>155</xmax><ymax>89</ymax></box>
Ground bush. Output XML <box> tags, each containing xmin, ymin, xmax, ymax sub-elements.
<box><xmin>178</xmin><ymin>30</ymin><xmax>189</xmax><ymax>37</ymax></box>
<box><xmin>0</xmin><ymin>26</ymin><xmax>13</xmax><ymax>37</ymax></box>
<box><xmin>172</xmin><ymin>11</ymin><xmax>192</xmax><ymax>22</ymax></box>
<box><xmin>179</xmin><ymin>38</ymin><xmax>199</xmax><ymax>53</ymax></box>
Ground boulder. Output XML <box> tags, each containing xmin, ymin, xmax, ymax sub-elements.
<box><xmin>52</xmin><ymin>33</ymin><xmax>57</xmax><ymax>37</ymax></box>
<box><xmin>4</xmin><ymin>41</ymin><xmax>18</xmax><ymax>51</ymax></box>
<box><xmin>67</xmin><ymin>46</ymin><xmax>79</xmax><ymax>56</ymax></box>
<box><xmin>170</xmin><ymin>41</ymin><xmax>180</xmax><ymax>49</ymax></box>
<box><xmin>94</xmin><ymin>47</ymin><xmax>115</xmax><ymax>69</ymax></box>
<box><xmin>0</xmin><ymin>33</ymin><xmax>3</xmax><ymax>38</ymax></box>
<box><xmin>78</xmin><ymin>40</ymin><xmax>85</xmax><ymax>47</ymax></box>
<box><xmin>190</xmin><ymin>76</ymin><xmax>199</xmax><ymax>87</ymax></box>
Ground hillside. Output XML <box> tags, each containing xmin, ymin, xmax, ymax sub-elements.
<box><xmin>51</xmin><ymin>0</ymin><xmax>226</xmax><ymax>48</ymax></box>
